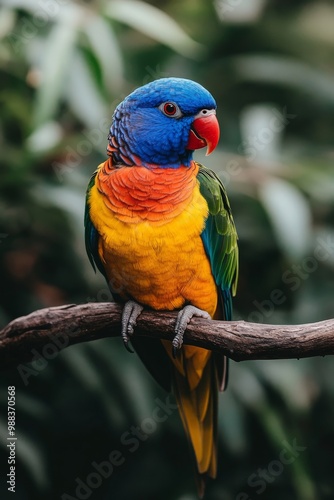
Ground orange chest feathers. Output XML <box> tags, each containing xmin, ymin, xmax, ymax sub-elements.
<box><xmin>88</xmin><ymin>160</ymin><xmax>218</xmax><ymax>316</ymax></box>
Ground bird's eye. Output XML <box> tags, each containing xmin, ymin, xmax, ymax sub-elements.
<box><xmin>159</xmin><ymin>102</ymin><xmax>182</xmax><ymax>118</ymax></box>
<box><xmin>164</xmin><ymin>103</ymin><xmax>176</xmax><ymax>115</ymax></box>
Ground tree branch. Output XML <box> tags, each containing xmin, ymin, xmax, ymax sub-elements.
<box><xmin>0</xmin><ymin>302</ymin><xmax>333</xmax><ymax>370</ymax></box>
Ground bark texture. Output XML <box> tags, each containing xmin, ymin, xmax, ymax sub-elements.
<box><xmin>1</xmin><ymin>302</ymin><xmax>333</xmax><ymax>370</ymax></box>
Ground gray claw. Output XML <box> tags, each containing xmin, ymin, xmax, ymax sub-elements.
<box><xmin>123</xmin><ymin>339</ymin><xmax>134</xmax><ymax>354</ymax></box>
<box><xmin>121</xmin><ymin>300</ymin><xmax>144</xmax><ymax>353</ymax></box>
<box><xmin>172</xmin><ymin>305</ymin><xmax>211</xmax><ymax>357</ymax></box>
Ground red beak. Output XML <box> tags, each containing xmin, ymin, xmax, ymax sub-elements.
<box><xmin>186</xmin><ymin>112</ymin><xmax>220</xmax><ymax>155</ymax></box>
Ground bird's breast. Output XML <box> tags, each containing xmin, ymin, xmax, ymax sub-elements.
<box><xmin>95</xmin><ymin>158</ymin><xmax>198</xmax><ymax>224</ymax></box>
<box><xmin>88</xmin><ymin>160</ymin><xmax>218</xmax><ymax>315</ymax></box>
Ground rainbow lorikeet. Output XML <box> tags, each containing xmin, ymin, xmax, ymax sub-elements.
<box><xmin>85</xmin><ymin>78</ymin><xmax>238</xmax><ymax>497</ymax></box>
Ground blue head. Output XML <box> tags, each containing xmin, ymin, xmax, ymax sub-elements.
<box><xmin>109</xmin><ymin>78</ymin><xmax>219</xmax><ymax>168</ymax></box>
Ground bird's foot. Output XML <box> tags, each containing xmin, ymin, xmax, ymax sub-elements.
<box><xmin>172</xmin><ymin>305</ymin><xmax>211</xmax><ymax>358</ymax></box>
<box><xmin>121</xmin><ymin>300</ymin><xmax>144</xmax><ymax>353</ymax></box>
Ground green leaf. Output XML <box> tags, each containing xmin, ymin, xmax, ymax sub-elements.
<box><xmin>84</xmin><ymin>14</ymin><xmax>124</xmax><ymax>94</ymax></box>
<box><xmin>105</xmin><ymin>0</ymin><xmax>204</xmax><ymax>59</ymax></box>
<box><xmin>33</xmin><ymin>17</ymin><xmax>78</xmax><ymax>128</ymax></box>
<box><xmin>0</xmin><ymin>7</ymin><xmax>16</xmax><ymax>39</ymax></box>
<box><xmin>1</xmin><ymin>0</ymin><xmax>39</xmax><ymax>13</ymax></box>
<box><xmin>26</xmin><ymin>121</ymin><xmax>63</xmax><ymax>153</ymax></box>
<box><xmin>259</xmin><ymin>178</ymin><xmax>312</xmax><ymax>259</ymax></box>
<box><xmin>64</xmin><ymin>49</ymin><xmax>107</xmax><ymax>130</ymax></box>
<box><xmin>232</xmin><ymin>54</ymin><xmax>334</xmax><ymax>105</ymax></box>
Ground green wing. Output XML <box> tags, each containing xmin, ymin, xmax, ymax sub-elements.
<box><xmin>84</xmin><ymin>172</ymin><xmax>107</xmax><ymax>279</ymax></box>
<box><xmin>197</xmin><ymin>163</ymin><xmax>239</xmax><ymax>321</ymax></box>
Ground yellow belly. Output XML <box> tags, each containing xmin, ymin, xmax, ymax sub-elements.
<box><xmin>88</xmin><ymin>181</ymin><xmax>218</xmax><ymax>316</ymax></box>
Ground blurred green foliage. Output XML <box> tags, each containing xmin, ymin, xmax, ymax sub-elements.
<box><xmin>1</xmin><ymin>1</ymin><xmax>334</xmax><ymax>499</ymax></box>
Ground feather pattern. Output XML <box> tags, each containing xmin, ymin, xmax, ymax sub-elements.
<box><xmin>84</xmin><ymin>173</ymin><xmax>106</xmax><ymax>278</ymax></box>
<box><xmin>84</xmin><ymin>78</ymin><xmax>239</xmax><ymax>498</ymax></box>
<box><xmin>197</xmin><ymin>163</ymin><xmax>239</xmax><ymax>321</ymax></box>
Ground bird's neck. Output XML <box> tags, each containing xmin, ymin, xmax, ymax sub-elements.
<box><xmin>96</xmin><ymin>158</ymin><xmax>199</xmax><ymax>225</ymax></box>
<box><xmin>107</xmin><ymin>132</ymin><xmax>193</xmax><ymax>169</ymax></box>
<box><xmin>107</xmin><ymin>132</ymin><xmax>134</xmax><ymax>167</ymax></box>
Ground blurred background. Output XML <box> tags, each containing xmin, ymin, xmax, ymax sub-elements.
<box><xmin>1</xmin><ymin>0</ymin><xmax>334</xmax><ymax>499</ymax></box>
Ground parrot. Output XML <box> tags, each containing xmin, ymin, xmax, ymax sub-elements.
<box><xmin>85</xmin><ymin>77</ymin><xmax>238</xmax><ymax>497</ymax></box>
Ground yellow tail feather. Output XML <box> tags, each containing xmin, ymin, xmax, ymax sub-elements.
<box><xmin>163</xmin><ymin>341</ymin><xmax>218</xmax><ymax>497</ymax></box>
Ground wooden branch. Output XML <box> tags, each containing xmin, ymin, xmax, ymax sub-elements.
<box><xmin>1</xmin><ymin>302</ymin><xmax>334</xmax><ymax>371</ymax></box>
